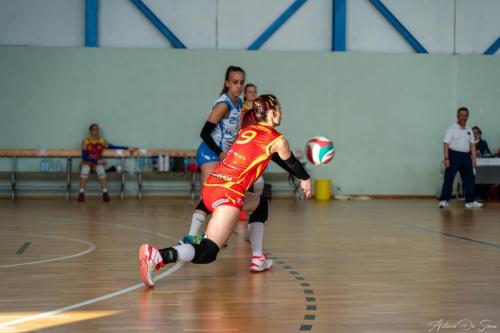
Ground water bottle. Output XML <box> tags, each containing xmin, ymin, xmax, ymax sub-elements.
<box><xmin>151</xmin><ymin>155</ymin><xmax>158</xmax><ymax>171</ymax></box>
<box><xmin>55</xmin><ymin>160</ymin><xmax>64</xmax><ymax>172</ymax></box>
<box><xmin>138</xmin><ymin>157</ymin><xmax>146</xmax><ymax>172</ymax></box>
<box><xmin>40</xmin><ymin>159</ymin><xmax>50</xmax><ymax>172</ymax></box>
<box><xmin>116</xmin><ymin>158</ymin><xmax>123</xmax><ymax>173</ymax></box>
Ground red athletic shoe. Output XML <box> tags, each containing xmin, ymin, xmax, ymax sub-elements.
<box><xmin>250</xmin><ymin>255</ymin><xmax>273</xmax><ymax>272</ymax></box>
<box><xmin>77</xmin><ymin>192</ymin><xmax>85</xmax><ymax>202</ymax></box>
<box><xmin>102</xmin><ymin>192</ymin><xmax>110</xmax><ymax>202</ymax></box>
<box><xmin>139</xmin><ymin>244</ymin><xmax>164</xmax><ymax>288</ymax></box>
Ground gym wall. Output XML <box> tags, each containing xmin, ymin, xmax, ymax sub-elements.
<box><xmin>1</xmin><ymin>47</ymin><xmax>499</xmax><ymax>195</ymax></box>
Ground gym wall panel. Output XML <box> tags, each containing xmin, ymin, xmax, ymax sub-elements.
<box><xmin>456</xmin><ymin>56</ymin><xmax>500</xmax><ymax>150</ymax></box>
<box><xmin>0</xmin><ymin>0</ymin><xmax>499</xmax><ymax>55</ymax></box>
<box><xmin>217</xmin><ymin>0</ymin><xmax>331</xmax><ymax>51</ymax></box>
<box><xmin>347</xmin><ymin>0</ymin><xmax>455</xmax><ymax>54</ymax></box>
<box><xmin>1</xmin><ymin>47</ymin><xmax>499</xmax><ymax>195</ymax></box>
<box><xmin>0</xmin><ymin>0</ymin><xmax>83</xmax><ymax>47</ymax></box>
<box><xmin>455</xmin><ymin>0</ymin><xmax>500</xmax><ymax>55</ymax></box>
<box><xmin>100</xmin><ymin>0</ymin><xmax>217</xmax><ymax>48</ymax></box>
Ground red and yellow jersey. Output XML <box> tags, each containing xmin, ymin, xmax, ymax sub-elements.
<box><xmin>83</xmin><ymin>137</ymin><xmax>105</xmax><ymax>163</ymax></box>
<box><xmin>241</xmin><ymin>102</ymin><xmax>252</xmax><ymax>116</ymax></box>
<box><xmin>205</xmin><ymin>123</ymin><xmax>283</xmax><ymax>195</ymax></box>
<box><xmin>240</xmin><ymin>103</ymin><xmax>253</xmax><ymax>129</ymax></box>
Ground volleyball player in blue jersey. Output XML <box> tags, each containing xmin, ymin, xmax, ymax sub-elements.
<box><xmin>179</xmin><ymin>66</ymin><xmax>245</xmax><ymax>245</ymax></box>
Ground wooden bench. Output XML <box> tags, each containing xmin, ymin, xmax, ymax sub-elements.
<box><xmin>134</xmin><ymin>149</ymin><xmax>197</xmax><ymax>200</ymax></box>
<box><xmin>0</xmin><ymin>149</ymin><xmax>301</xmax><ymax>200</ymax></box>
<box><xmin>0</xmin><ymin>149</ymin><xmax>196</xmax><ymax>200</ymax></box>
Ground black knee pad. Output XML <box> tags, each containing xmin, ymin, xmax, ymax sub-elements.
<box><xmin>191</xmin><ymin>238</ymin><xmax>220</xmax><ymax>264</ymax></box>
<box><xmin>196</xmin><ymin>200</ymin><xmax>211</xmax><ymax>215</ymax></box>
<box><xmin>249</xmin><ymin>196</ymin><xmax>268</xmax><ymax>224</ymax></box>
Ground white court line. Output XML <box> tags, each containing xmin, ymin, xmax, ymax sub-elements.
<box><xmin>96</xmin><ymin>223</ymin><xmax>178</xmax><ymax>242</ymax></box>
<box><xmin>0</xmin><ymin>261</ymin><xmax>185</xmax><ymax>330</ymax></box>
<box><xmin>0</xmin><ymin>223</ymin><xmax>186</xmax><ymax>330</ymax></box>
<box><xmin>0</xmin><ymin>223</ymin><xmax>176</xmax><ymax>269</ymax></box>
<box><xmin>0</xmin><ymin>234</ymin><xmax>96</xmax><ymax>269</ymax></box>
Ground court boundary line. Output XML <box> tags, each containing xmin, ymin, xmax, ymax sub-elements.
<box><xmin>397</xmin><ymin>223</ymin><xmax>500</xmax><ymax>250</ymax></box>
<box><xmin>0</xmin><ymin>261</ymin><xmax>184</xmax><ymax>330</ymax></box>
<box><xmin>360</xmin><ymin>208</ymin><xmax>500</xmax><ymax>251</ymax></box>
<box><xmin>0</xmin><ymin>223</ymin><xmax>184</xmax><ymax>330</ymax></box>
<box><xmin>0</xmin><ymin>234</ymin><xmax>96</xmax><ymax>269</ymax></box>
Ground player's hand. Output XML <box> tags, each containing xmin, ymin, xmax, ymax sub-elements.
<box><xmin>444</xmin><ymin>159</ymin><xmax>450</xmax><ymax>168</ymax></box>
<box><xmin>301</xmin><ymin>178</ymin><xmax>312</xmax><ymax>199</ymax></box>
<box><xmin>97</xmin><ymin>159</ymin><xmax>107</xmax><ymax>165</ymax></box>
<box><xmin>472</xmin><ymin>158</ymin><xmax>477</xmax><ymax>168</ymax></box>
<box><xmin>219</xmin><ymin>152</ymin><xmax>227</xmax><ymax>160</ymax></box>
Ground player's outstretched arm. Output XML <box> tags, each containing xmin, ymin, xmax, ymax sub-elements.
<box><xmin>271</xmin><ymin>138</ymin><xmax>312</xmax><ymax>199</ymax></box>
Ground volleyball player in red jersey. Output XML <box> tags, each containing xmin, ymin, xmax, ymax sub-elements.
<box><xmin>241</xmin><ymin>83</ymin><xmax>257</xmax><ymax>118</ymax></box>
<box><xmin>139</xmin><ymin>95</ymin><xmax>311</xmax><ymax>287</ymax></box>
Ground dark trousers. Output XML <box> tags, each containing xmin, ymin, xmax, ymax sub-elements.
<box><xmin>439</xmin><ymin>149</ymin><xmax>475</xmax><ymax>203</ymax></box>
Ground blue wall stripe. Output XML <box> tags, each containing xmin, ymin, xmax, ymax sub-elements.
<box><xmin>248</xmin><ymin>0</ymin><xmax>308</xmax><ymax>50</ymax></box>
<box><xmin>484</xmin><ymin>37</ymin><xmax>500</xmax><ymax>55</ymax></box>
<box><xmin>368</xmin><ymin>0</ymin><xmax>427</xmax><ymax>53</ymax></box>
<box><xmin>332</xmin><ymin>0</ymin><xmax>346</xmax><ymax>51</ymax></box>
<box><xmin>85</xmin><ymin>0</ymin><xmax>98</xmax><ymax>47</ymax></box>
<box><xmin>130</xmin><ymin>0</ymin><xmax>186</xmax><ymax>49</ymax></box>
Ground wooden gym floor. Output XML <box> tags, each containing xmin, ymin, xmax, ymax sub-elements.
<box><xmin>0</xmin><ymin>198</ymin><xmax>499</xmax><ymax>333</ymax></box>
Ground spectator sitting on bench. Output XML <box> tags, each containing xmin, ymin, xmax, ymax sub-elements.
<box><xmin>79</xmin><ymin>123</ymin><xmax>131</xmax><ymax>202</ymax></box>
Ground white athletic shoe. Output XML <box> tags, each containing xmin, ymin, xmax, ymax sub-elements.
<box><xmin>465</xmin><ymin>201</ymin><xmax>483</xmax><ymax>209</ymax></box>
<box><xmin>139</xmin><ymin>244</ymin><xmax>163</xmax><ymax>288</ymax></box>
<box><xmin>250</xmin><ymin>255</ymin><xmax>273</xmax><ymax>273</ymax></box>
<box><xmin>438</xmin><ymin>200</ymin><xmax>448</xmax><ymax>208</ymax></box>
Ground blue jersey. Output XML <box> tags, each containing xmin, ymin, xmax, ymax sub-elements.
<box><xmin>196</xmin><ymin>94</ymin><xmax>242</xmax><ymax>166</ymax></box>
<box><xmin>210</xmin><ymin>94</ymin><xmax>242</xmax><ymax>152</ymax></box>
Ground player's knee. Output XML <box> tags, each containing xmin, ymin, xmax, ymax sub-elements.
<box><xmin>96</xmin><ymin>165</ymin><xmax>106</xmax><ymax>179</ymax></box>
<box><xmin>80</xmin><ymin>165</ymin><xmax>90</xmax><ymax>179</ymax></box>
<box><xmin>191</xmin><ymin>238</ymin><xmax>220</xmax><ymax>264</ymax></box>
<box><xmin>196</xmin><ymin>200</ymin><xmax>211</xmax><ymax>215</ymax></box>
<box><xmin>249</xmin><ymin>196</ymin><xmax>268</xmax><ymax>224</ymax></box>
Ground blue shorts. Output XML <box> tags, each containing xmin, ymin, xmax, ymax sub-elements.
<box><xmin>196</xmin><ymin>142</ymin><xmax>221</xmax><ymax>167</ymax></box>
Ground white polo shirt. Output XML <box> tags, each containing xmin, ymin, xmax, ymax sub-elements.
<box><xmin>443</xmin><ymin>123</ymin><xmax>474</xmax><ymax>153</ymax></box>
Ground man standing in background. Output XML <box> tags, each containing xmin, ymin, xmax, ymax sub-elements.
<box><xmin>438</xmin><ymin>107</ymin><xmax>483</xmax><ymax>209</ymax></box>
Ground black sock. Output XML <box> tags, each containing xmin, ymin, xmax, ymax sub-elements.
<box><xmin>159</xmin><ymin>247</ymin><xmax>178</xmax><ymax>264</ymax></box>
